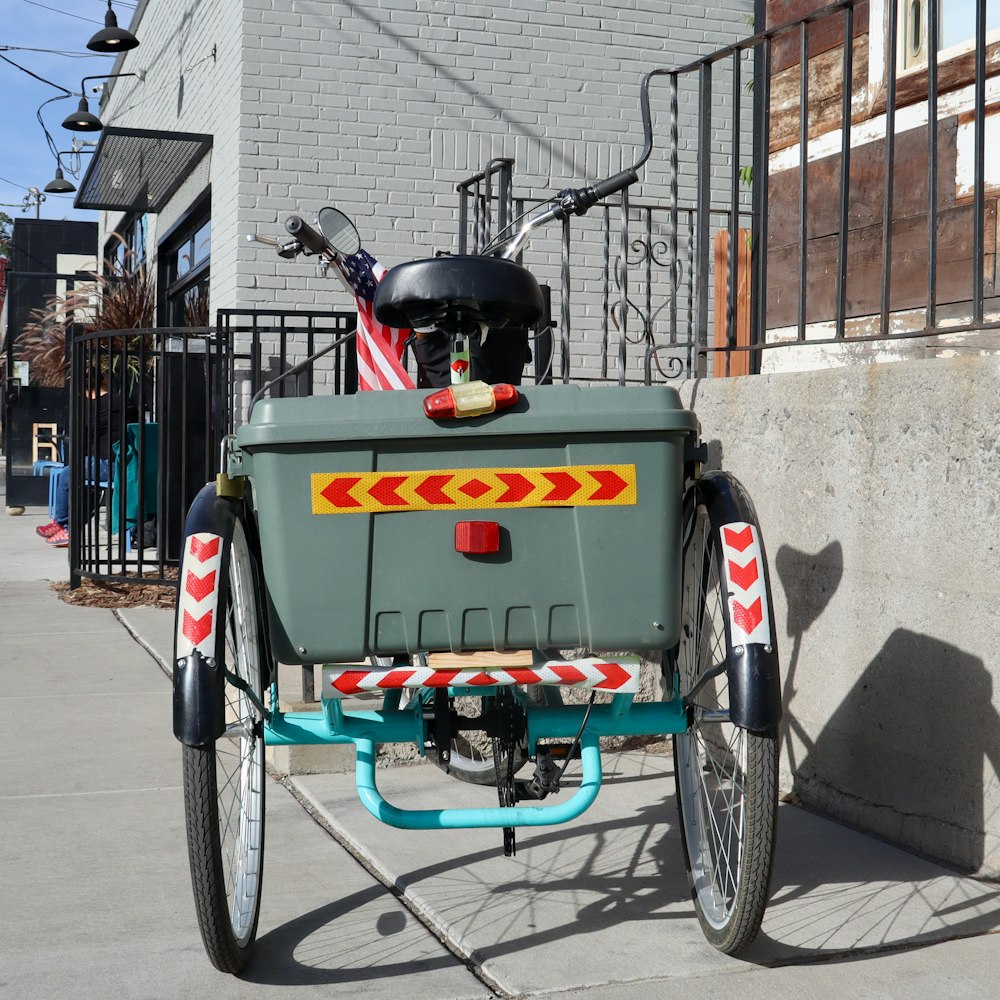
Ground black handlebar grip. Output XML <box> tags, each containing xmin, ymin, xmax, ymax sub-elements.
<box><xmin>591</xmin><ymin>168</ymin><xmax>639</xmax><ymax>200</ymax></box>
<box><xmin>285</xmin><ymin>215</ymin><xmax>327</xmax><ymax>253</ymax></box>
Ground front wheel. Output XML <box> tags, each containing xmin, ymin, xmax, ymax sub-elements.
<box><xmin>669</xmin><ymin>473</ymin><xmax>778</xmax><ymax>955</ymax></box>
<box><xmin>180</xmin><ymin>507</ymin><xmax>268</xmax><ymax>973</ymax></box>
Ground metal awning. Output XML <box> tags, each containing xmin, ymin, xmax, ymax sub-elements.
<box><xmin>74</xmin><ymin>127</ymin><xmax>212</xmax><ymax>213</ymax></box>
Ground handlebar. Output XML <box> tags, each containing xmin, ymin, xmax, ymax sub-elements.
<box><xmin>285</xmin><ymin>214</ymin><xmax>328</xmax><ymax>254</ymax></box>
<box><xmin>498</xmin><ymin>166</ymin><xmax>639</xmax><ymax>261</ymax></box>
<box><xmin>491</xmin><ymin>68</ymin><xmax>680</xmax><ymax>260</ymax></box>
<box><xmin>591</xmin><ymin>167</ymin><xmax>639</xmax><ymax>201</ymax></box>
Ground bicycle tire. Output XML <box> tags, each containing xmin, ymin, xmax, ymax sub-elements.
<box><xmin>669</xmin><ymin>473</ymin><xmax>778</xmax><ymax>955</ymax></box>
<box><xmin>182</xmin><ymin>510</ymin><xmax>267</xmax><ymax>973</ymax></box>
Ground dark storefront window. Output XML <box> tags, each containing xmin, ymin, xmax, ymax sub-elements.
<box><xmin>162</xmin><ymin>207</ymin><xmax>210</xmax><ymax>327</ymax></box>
<box><xmin>104</xmin><ymin>213</ymin><xmax>148</xmax><ymax>276</ymax></box>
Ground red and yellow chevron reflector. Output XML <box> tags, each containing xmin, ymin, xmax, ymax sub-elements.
<box><xmin>311</xmin><ymin>464</ymin><xmax>637</xmax><ymax>514</ymax></box>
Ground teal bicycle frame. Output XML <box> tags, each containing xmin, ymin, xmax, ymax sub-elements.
<box><xmin>263</xmin><ymin>683</ymin><xmax>688</xmax><ymax>831</ymax></box>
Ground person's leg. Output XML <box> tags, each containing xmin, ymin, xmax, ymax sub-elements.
<box><xmin>412</xmin><ymin>333</ymin><xmax>452</xmax><ymax>387</ymax></box>
<box><xmin>413</xmin><ymin>329</ymin><xmax>529</xmax><ymax>387</ymax></box>
<box><xmin>480</xmin><ymin>326</ymin><xmax>529</xmax><ymax>385</ymax></box>
<box><xmin>51</xmin><ymin>457</ymin><xmax>111</xmax><ymax>528</ymax></box>
<box><xmin>52</xmin><ymin>465</ymin><xmax>71</xmax><ymax>528</ymax></box>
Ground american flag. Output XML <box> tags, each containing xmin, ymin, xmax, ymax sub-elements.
<box><xmin>336</xmin><ymin>248</ymin><xmax>415</xmax><ymax>391</ymax></box>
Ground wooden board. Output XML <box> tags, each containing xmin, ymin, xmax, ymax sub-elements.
<box><xmin>873</xmin><ymin>39</ymin><xmax>1000</xmax><ymax>118</ymax></box>
<box><xmin>766</xmin><ymin>201</ymin><xmax>998</xmax><ymax>329</ymax></box>
<box><xmin>426</xmin><ymin>650</ymin><xmax>535</xmax><ymax>668</ymax></box>
<box><xmin>769</xmin><ymin>34</ymin><xmax>871</xmax><ymax>153</ymax></box>
<box><xmin>767</xmin><ymin>117</ymin><xmax>960</xmax><ymax>248</ymax></box>
<box><xmin>713</xmin><ymin>229</ymin><xmax>753</xmax><ymax>376</ymax></box>
<box><xmin>767</xmin><ymin>0</ymin><xmax>869</xmax><ymax>76</ymax></box>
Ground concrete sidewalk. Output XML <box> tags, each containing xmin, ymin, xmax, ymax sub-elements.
<box><xmin>4</xmin><ymin>486</ymin><xmax>999</xmax><ymax>998</ymax></box>
<box><xmin>0</xmin><ymin>491</ymin><xmax>488</xmax><ymax>1000</ymax></box>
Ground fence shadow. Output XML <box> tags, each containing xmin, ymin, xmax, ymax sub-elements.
<box><xmin>794</xmin><ymin>627</ymin><xmax>999</xmax><ymax>875</ymax></box>
<box><xmin>776</xmin><ymin>539</ymin><xmax>999</xmax><ymax>875</ymax></box>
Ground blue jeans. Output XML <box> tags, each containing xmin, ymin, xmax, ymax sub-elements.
<box><xmin>53</xmin><ymin>458</ymin><xmax>109</xmax><ymax>528</ymax></box>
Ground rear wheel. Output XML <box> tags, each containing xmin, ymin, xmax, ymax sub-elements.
<box><xmin>401</xmin><ymin>685</ymin><xmax>545</xmax><ymax>786</ymax></box>
<box><xmin>182</xmin><ymin>511</ymin><xmax>267</xmax><ymax>973</ymax></box>
<box><xmin>444</xmin><ymin>690</ymin><xmax>542</xmax><ymax>785</ymax></box>
<box><xmin>670</xmin><ymin>475</ymin><xmax>778</xmax><ymax>955</ymax></box>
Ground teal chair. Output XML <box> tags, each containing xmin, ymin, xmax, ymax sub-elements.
<box><xmin>111</xmin><ymin>423</ymin><xmax>159</xmax><ymax>546</ymax></box>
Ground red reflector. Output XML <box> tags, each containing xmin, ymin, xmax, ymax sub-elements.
<box><xmin>492</xmin><ymin>383</ymin><xmax>518</xmax><ymax>407</ymax></box>
<box><xmin>455</xmin><ymin>521</ymin><xmax>500</xmax><ymax>554</ymax></box>
<box><xmin>424</xmin><ymin>388</ymin><xmax>457</xmax><ymax>419</ymax></box>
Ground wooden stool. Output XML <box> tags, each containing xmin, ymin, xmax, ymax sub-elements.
<box><xmin>32</xmin><ymin>422</ymin><xmax>59</xmax><ymax>465</ymax></box>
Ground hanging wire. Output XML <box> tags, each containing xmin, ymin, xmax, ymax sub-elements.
<box><xmin>0</xmin><ymin>174</ymin><xmax>32</xmax><ymax>191</ymax></box>
<box><xmin>0</xmin><ymin>46</ymin><xmax>112</xmax><ymax>57</ymax></box>
<box><xmin>0</xmin><ymin>52</ymin><xmax>73</xmax><ymax>94</ymax></box>
<box><xmin>21</xmin><ymin>0</ymin><xmax>138</xmax><ymax>23</ymax></box>
<box><xmin>22</xmin><ymin>1</ymin><xmax>104</xmax><ymax>24</ymax></box>
<box><xmin>37</xmin><ymin>93</ymin><xmax>73</xmax><ymax>158</ymax></box>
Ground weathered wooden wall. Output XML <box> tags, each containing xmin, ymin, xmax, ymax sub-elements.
<box><xmin>767</xmin><ymin>0</ymin><xmax>869</xmax><ymax>75</ymax></box>
<box><xmin>764</xmin><ymin>0</ymin><xmax>1000</xmax><ymax>333</ymax></box>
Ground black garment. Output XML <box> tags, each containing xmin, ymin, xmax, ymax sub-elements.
<box><xmin>412</xmin><ymin>327</ymin><xmax>530</xmax><ymax>388</ymax></box>
<box><xmin>88</xmin><ymin>378</ymin><xmax>140</xmax><ymax>458</ymax></box>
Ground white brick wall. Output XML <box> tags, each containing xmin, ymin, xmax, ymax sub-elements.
<box><xmin>99</xmin><ymin>0</ymin><xmax>753</xmax><ymax>380</ymax></box>
<box><xmin>96</xmin><ymin>0</ymin><xmax>243</xmax><ymax>308</ymax></box>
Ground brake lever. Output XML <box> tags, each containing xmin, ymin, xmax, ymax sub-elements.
<box><xmin>245</xmin><ymin>232</ymin><xmax>302</xmax><ymax>258</ymax></box>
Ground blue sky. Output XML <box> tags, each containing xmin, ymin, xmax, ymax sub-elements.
<box><xmin>0</xmin><ymin>1</ymin><xmax>137</xmax><ymax>223</ymax></box>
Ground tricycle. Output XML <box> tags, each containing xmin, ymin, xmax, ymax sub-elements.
<box><xmin>172</xmin><ymin>84</ymin><xmax>782</xmax><ymax>972</ymax></box>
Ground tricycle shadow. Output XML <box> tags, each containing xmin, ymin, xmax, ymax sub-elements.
<box><xmin>745</xmin><ymin>803</ymin><xmax>1000</xmax><ymax>966</ymax></box>
<box><xmin>760</xmin><ymin>541</ymin><xmax>1000</xmax><ymax>964</ymax></box>
<box><xmin>246</xmin><ymin>748</ymin><xmax>1000</xmax><ymax>985</ymax></box>
<box><xmin>241</xmin><ymin>882</ymin><xmax>466</xmax><ymax>986</ymax></box>
<box><xmin>245</xmin><ymin>772</ymin><xmax>693</xmax><ymax>985</ymax></box>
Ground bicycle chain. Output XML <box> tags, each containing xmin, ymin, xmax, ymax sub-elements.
<box><xmin>491</xmin><ymin>688</ymin><xmax>519</xmax><ymax>856</ymax></box>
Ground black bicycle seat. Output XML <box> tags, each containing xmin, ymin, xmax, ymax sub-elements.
<box><xmin>373</xmin><ymin>256</ymin><xmax>545</xmax><ymax>331</ymax></box>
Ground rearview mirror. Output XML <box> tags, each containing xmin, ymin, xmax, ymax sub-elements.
<box><xmin>317</xmin><ymin>206</ymin><xmax>361</xmax><ymax>257</ymax></box>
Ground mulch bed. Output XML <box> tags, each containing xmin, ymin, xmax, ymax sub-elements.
<box><xmin>53</xmin><ymin>569</ymin><xmax>178</xmax><ymax>610</ymax></box>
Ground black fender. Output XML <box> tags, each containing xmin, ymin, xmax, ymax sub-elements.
<box><xmin>693</xmin><ymin>471</ymin><xmax>782</xmax><ymax>733</ymax></box>
<box><xmin>172</xmin><ymin>483</ymin><xmax>238</xmax><ymax>747</ymax></box>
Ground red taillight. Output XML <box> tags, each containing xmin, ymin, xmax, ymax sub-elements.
<box><xmin>455</xmin><ymin>520</ymin><xmax>500</xmax><ymax>554</ymax></box>
<box><xmin>491</xmin><ymin>383</ymin><xmax>518</xmax><ymax>407</ymax></box>
<box><xmin>424</xmin><ymin>381</ymin><xmax>520</xmax><ymax>420</ymax></box>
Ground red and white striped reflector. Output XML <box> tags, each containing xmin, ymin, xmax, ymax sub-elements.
<box><xmin>719</xmin><ymin>521</ymin><xmax>772</xmax><ymax>645</ymax></box>
<box><xmin>175</xmin><ymin>533</ymin><xmax>223</xmax><ymax>659</ymax></box>
<box><xmin>322</xmin><ymin>656</ymin><xmax>641</xmax><ymax>699</ymax></box>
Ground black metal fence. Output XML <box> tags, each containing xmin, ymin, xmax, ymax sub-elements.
<box><xmin>215</xmin><ymin>307</ymin><xmax>358</xmax><ymax>434</ymax></box>
<box><xmin>456</xmin><ymin>159</ymin><xmax>729</xmax><ymax>383</ymax></box>
<box><xmin>68</xmin><ymin>308</ymin><xmax>355</xmax><ymax>589</ymax></box>
<box><xmin>737</xmin><ymin>0</ymin><xmax>998</xmax><ymax>363</ymax></box>
<box><xmin>457</xmin><ymin>0</ymin><xmax>999</xmax><ymax>378</ymax></box>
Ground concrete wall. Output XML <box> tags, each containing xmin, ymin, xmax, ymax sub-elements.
<box><xmin>680</xmin><ymin>354</ymin><xmax>1000</xmax><ymax>878</ymax></box>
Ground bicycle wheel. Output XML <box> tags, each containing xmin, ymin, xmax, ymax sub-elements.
<box><xmin>182</xmin><ymin>510</ymin><xmax>267</xmax><ymax>973</ymax></box>
<box><xmin>447</xmin><ymin>693</ymin><xmax>528</xmax><ymax>784</ymax></box>
<box><xmin>419</xmin><ymin>688</ymin><xmax>545</xmax><ymax>786</ymax></box>
<box><xmin>670</xmin><ymin>473</ymin><xmax>778</xmax><ymax>955</ymax></box>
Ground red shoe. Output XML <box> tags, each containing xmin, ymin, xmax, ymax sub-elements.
<box><xmin>36</xmin><ymin>520</ymin><xmax>61</xmax><ymax>539</ymax></box>
<box><xmin>46</xmin><ymin>526</ymin><xmax>69</xmax><ymax>548</ymax></box>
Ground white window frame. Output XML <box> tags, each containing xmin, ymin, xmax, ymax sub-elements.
<box><xmin>892</xmin><ymin>0</ymin><xmax>1000</xmax><ymax>74</ymax></box>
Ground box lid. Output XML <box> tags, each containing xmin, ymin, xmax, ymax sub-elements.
<box><xmin>237</xmin><ymin>384</ymin><xmax>698</xmax><ymax>449</ymax></box>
